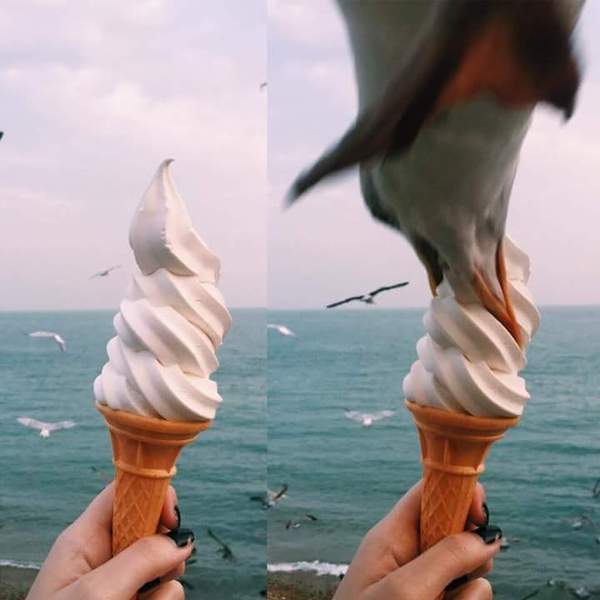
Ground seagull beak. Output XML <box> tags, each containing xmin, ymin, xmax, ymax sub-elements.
<box><xmin>472</xmin><ymin>240</ymin><xmax>523</xmax><ymax>348</ymax></box>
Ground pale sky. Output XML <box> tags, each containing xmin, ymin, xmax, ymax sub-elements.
<box><xmin>0</xmin><ymin>0</ymin><xmax>265</xmax><ymax>310</ymax></box>
<box><xmin>269</xmin><ymin>1</ymin><xmax>600</xmax><ymax>309</ymax></box>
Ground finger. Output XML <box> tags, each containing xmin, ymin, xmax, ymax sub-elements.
<box><xmin>160</xmin><ymin>486</ymin><xmax>180</xmax><ymax>531</ymax></box>
<box><xmin>469</xmin><ymin>558</ymin><xmax>493</xmax><ymax>580</ymax></box>
<box><xmin>70</xmin><ymin>531</ymin><xmax>194</xmax><ymax>598</ymax></box>
<box><xmin>146</xmin><ymin>580</ymin><xmax>185</xmax><ymax>600</ymax></box>
<box><xmin>467</xmin><ymin>483</ymin><xmax>487</xmax><ymax>527</ymax></box>
<box><xmin>447</xmin><ymin>577</ymin><xmax>492</xmax><ymax>600</ymax></box>
<box><xmin>372</xmin><ymin>530</ymin><xmax>501</xmax><ymax>599</ymax></box>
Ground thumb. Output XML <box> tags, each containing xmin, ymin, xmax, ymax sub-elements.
<box><xmin>68</xmin><ymin>529</ymin><xmax>194</xmax><ymax>599</ymax></box>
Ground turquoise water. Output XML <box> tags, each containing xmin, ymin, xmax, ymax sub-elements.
<box><xmin>0</xmin><ymin>309</ymin><xmax>266</xmax><ymax>600</ymax></box>
<box><xmin>268</xmin><ymin>307</ymin><xmax>600</xmax><ymax>599</ymax></box>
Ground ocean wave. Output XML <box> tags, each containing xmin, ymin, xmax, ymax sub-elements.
<box><xmin>268</xmin><ymin>561</ymin><xmax>348</xmax><ymax>577</ymax></box>
<box><xmin>0</xmin><ymin>559</ymin><xmax>41</xmax><ymax>570</ymax></box>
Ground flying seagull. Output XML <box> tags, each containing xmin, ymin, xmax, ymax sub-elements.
<box><xmin>326</xmin><ymin>281</ymin><xmax>409</xmax><ymax>308</ymax></box>
<box><xmin>288</xmin><ymin>0</ymin><xmax>581</xmax><ymax>346</ymax></box>
<box><xmin>28</xmin><ymin>331</ymin><xmax>66</xmax><ymax>352</ymax></box>
<box><xmin>90</xmin><ymin>265</ymin><xmax>122</xmax><ymax>279</ymax></box>
<box><xmin>17</xmin><ymin>417</ymin><xmax>76</xmax><ymax>438</ymax></box>
<box><xmin>206</xmin><ymin>528</ymin><xmax>234</xmax><ymax>561</ymax></box>
<box><xmin>345</xmin><ymin>410</ymin><xmax>396</xmax><ymax>428</ymax></box>
<box><xmin>267</xmin><ymin>324</ymin><xmax>296</xmax><ymax>337</ymax></box>
<box><xmin>286</xmin><ymin>514</ymin><xmax>319</xmax><ymax>530</ymax></box>
<box><xmin>250</xmin><ymin>484</ymin><xmax>289</xmax><ymax>509</ymax></box>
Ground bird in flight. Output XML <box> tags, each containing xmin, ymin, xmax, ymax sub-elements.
<box><xmin>250</xmin><ymin>483</ymin><xmax>289</xmax><ymax>509</ymax></box>
<box><xmin>17</xmin><ymin>417</ymin><xmax>76</xmax><ymax>438</ymax></box>
<box><xmin>345</xmin><ymin>410</ymin><xmax>396</xmax><ymax>428</ymax></box>
<box><xmin>267</xmin><ymin>324</ymin><xmax>296</xmax><ymax>337</ymax></box>
<box><xmin>286</xmin><ymin>514</ymin><xmax>319</xmax><ymax>530</ymax></box>
<box><xmin>90</xmin><ymin>265</ymin><xmax>122</xmax><ymax>279</ymax></box>
<box><xmin>28</xmin><ymin>331</ymin><xmax>66</xmax><ymax>352</ymax></box>
<box><xmin>206</xmin><ymin>528</ymin><xmax>234</xmax><ymax>561</ymax></box>
<box><xmin>288</xmin><ymin>0</ymin><xmax>581</xmax><ymax>346</ymax></box>
<box><xmin>326</xmin><ymin>281</ymin><xmax>409</xmax><ymax>308</ymax></box>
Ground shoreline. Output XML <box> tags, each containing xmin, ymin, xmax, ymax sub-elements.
<box><xmin>0</xmin><ymin>565</ymin><xmax>38</xmax><ymax>600</ymax></box>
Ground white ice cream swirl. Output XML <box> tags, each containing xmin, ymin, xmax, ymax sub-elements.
<box><xmin>94</xmin><ymin>159</ymin><xmax>231</xmax><ymax>421</ymax></box>
<box><xmin>403</xmin><ymin>237</ymin><xmax>539</xmax><ymax>417</ymax></box>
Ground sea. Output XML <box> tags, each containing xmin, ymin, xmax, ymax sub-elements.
<box><xmin>1</xmin><ymin>307</ymin><xmax>599</xmax><ymax>600</ymax></box>
<box><xmin>0</xmin><ymin>308</ymin><xmax>266</xmax><ymax>600</ymax></box>
<box><xmin>267</xmin><ymin>307</ymin><xmax>600</xmax><ymax>599</ymax></box>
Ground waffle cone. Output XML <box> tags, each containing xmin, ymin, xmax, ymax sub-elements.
<box><xmin>96</xmin><ymin>403</ymin><xmax>210</xmax><ymax>555</ymax></box>
<box><xmin>405</xmin><ymin>400</ymin><xmax>518</xmax><ymax>552</ymax></box>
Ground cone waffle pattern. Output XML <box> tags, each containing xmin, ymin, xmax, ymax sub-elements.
<box><xmin>97</xmin><ymin>403</ymin><xmax>210</xmax><ymax>555</ymax></box>
<box><xmin>405</xmin><ymin>401</ymin><xmax>518</xmax><ymax>552</ymax></box>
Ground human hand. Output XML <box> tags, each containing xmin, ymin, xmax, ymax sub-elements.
<box><xmin>27</xmin><ymin>482</ymin><xmax>194</xmax><ymax>600</ymax></box>
<box><xmin>334</xmin><ymin>481</ymin><xmax>502</xmax><ymax>600</ymax></box>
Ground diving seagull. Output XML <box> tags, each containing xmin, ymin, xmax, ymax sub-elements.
<box><xmin>267</xmin><ymin>324</ymin><xmax>296</xmax><ymax>337</ymax></box>
<box><xmin>250</xmin><ymin>484</ymin><xmax>289</xmax><ymax>509</ymax></box>
<box><xmin>17</xmin><ymin>417</ymin><xmax>76</xmax><ymax>438</ymax></box>
<box><xmin>28</xmin><ymin>331</ymin><xmax>67</xmax><ymax>352</ymax></box>
<box><xmin>326</xmin><ymin>282</ymin><xmax>409</xmax><ymax>308</ymax></box>
<box><xmin>90</xmin><ymin>265</ymin><xmax>122</xmax><ymax>279</ymax></box>
<box><xmin>288</xmin><ymin>0</ymin><xmax>581</xmax><ymax>346</ymax></box>
<box><xmin>206</xmin><ymin>528</ymin><xmax>234</xmax><ymax>561</ymax></box>
<box><xmin>345</xmin><ymin>410</ymin><xmax>396</xmax><ymax>428</ymax></box>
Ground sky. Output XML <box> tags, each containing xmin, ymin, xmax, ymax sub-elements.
<box><xmin>0</xmin><ymin>0</ymin><xmax>266</xmax><ymax>310</ymax></box>
<box><xmin>269</xmin><ymin>0</ymin><xmax>600</xmax><ymax>309</ymax></box>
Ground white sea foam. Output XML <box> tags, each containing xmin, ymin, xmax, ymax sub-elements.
<box><xmin>0</xmin><ymin>558</ymin><xmax>41</xmax><ymax>570</ymax></box>
<box><xmin>268</xmin><ymin>561</ymin><xmax>348</xmax><ymax>577</ymax></box>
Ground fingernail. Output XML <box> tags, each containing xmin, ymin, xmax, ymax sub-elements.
<box><xmin>482</xmin><ymin>502</ymin><xmax>490</xmax><ymax>527</ymax></box>
<box><xmin>166</xmin><ymin>527</ymin><xmax>195</xmax><ymax>548</ymax></box>
<box><xmin>445</xmin><ymin>574</ymin><xmax>468</xmax><ymax>591</ymax></box>
<box><xmin>139</xmin><ymin>577</ymin><xmax>160</xmax><ymax>593</ymax></box>
<box><xmin>473</xmin><ymin>525</ymin><xmax>503</xmax><ymax>544</ymax></box>
<box><xmin>174</xmin><ymin>505</ymin><xmax>181</xmax><ymax>529</ymax></box>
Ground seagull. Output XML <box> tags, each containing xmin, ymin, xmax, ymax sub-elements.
<box><xmin>285</xmin><ymin>514</ymin><xmax>319</xmax><ymax>530</ymax></box>
<box><xmin>28</xmin><ymin>331</ymin><xmax>66</xmax><ymax>352</ymax></box>
<box><xmin>250</xmin><ymin>484</ymin><xmax>289</xmax><ymax>509</ymax></box>
<box><xmin>260</xmin><ymin>82</ymin><xmax>268</xmax><ymax>91</ymax></box>
<box><xmin>206</xmin><ymin>528</ymin><xmax>234</xmax><ymax>561</ymax></box>
<box><xmin>267</xmin><ymin>324</ymin><xmax>296</xmax><ymax>337</ymax></box>
<box><xmin>17</xmin><ymin>417</ymin><xmax>76</xmax><ymax>438</ymax></box>
<box><xmin>592</xmin><ymin>478</ymin><xmax>600</xmax><ymax>498</ymax></box>
<box><xmin>90</xmin><ymin>265</ymin><xmax>122</xmax><ymax>279</ymax></box>
<box><xmin>326</xmin><ymin>282</ymin><xmax>409</xmax><ymax>308</ymax></box>
<box><xmin>345</xmin><ymin>409</ymin><xmax>395</xmax><ymax>428</ymax></box>
<box><xmin>288</xmin><ymin>0</ymin><xmax>581</xmax><ymax>346</ymax></box>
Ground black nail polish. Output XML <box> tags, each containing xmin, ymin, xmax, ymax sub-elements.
<box><xmin>166</xmin><ymin>527</ymin><xmax>195</xmax><ymax>548</ymax></box>
<box><xmin>482</xmin><ymin>502</ymin><xmax>490</xmax><ymax>527</ymax></box>
<box><xmin>139</xmin><ymin>577</ymin><xmax>160</xmax><ymax>593</ymax></box>
<box><xmin>473</xmin><ymin>525</ymin><xmax>503</xmax><ymax>544</ymax></box>
<box><xmin>445</xmin><ymin>574</ymin><xmax>468</xmax><ymax>591</ymax></box>
<box><xmin>174</xmin><ymin>505</ymin><xmax>181</xmax><ymax>529</ymax></box>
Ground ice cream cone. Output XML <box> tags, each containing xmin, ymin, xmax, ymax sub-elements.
<box><xmin>405</xmin><ymin>400</ymin><xmax>518</xmax><ymax>552</ymax></box>
<box><xmin>96</xmin><ymin>403</ymin><xmax>210</xmax><ymax>555</ymax></box>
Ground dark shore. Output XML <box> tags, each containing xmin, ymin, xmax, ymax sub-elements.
<box><xmin>267</xmin><ymin>572</ymin><xmax>339</xmax><ymax>600</ymax></box>
<box><xmin>0</xmin><ymin>566</ymin><xmax>37</xmax><ymax>600</ymax></box>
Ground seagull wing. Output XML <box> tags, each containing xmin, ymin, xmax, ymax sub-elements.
<box><xmin>107</xmin><ymin>264</ymin><xmax>122</xmax><ymax>273</ymax></box>
<box><xmin>326</xmin><ymin>296</ymin><xmax>365</xmax><ymax>309</ymax></box>
<box><xmin>47</xmin><ymin>420</ymin><xmax>76</xmax><ymax>432</ymax></box>
<box><xmin>372</xmin><ymin>410</ymin><xmax>396</xmax><ymax>421</ymax></box>
<box><xmin>344</xmin><ymin>411</ymin><xmax>364</xmax><ymax>423</ymax></box>
<box><xmin>272</xmin><ymin>484</ymin><xmax>288</xmax><ymax>502</ymax></box>
<box><xmin>53</xmin><ymin>334</ymin><xmax>67</xmax><ymax>352</ymax></box>
<box><xmin>17</xmin><ymin>417</ymin><xmax>48</xmax><ymax>430</ymax></box>
<box><xmin>305</xmin><ymin>514</ymin><xmax>318</xmax><ymax>521</ymax></box>
<box><xmin>28</xmin><ymin>331</ymin><xmax>55</xmax><ymax>338</ymax></box>
<box><xmin>368</xmin><ymin>282</ymin><xmax>410</xmax><ymax>298</ymax></box>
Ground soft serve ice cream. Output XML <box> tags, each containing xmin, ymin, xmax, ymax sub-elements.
<box><xmin>403</xmin><ymin>237</ymin><xmax>539</xmax><ymax>417</ymax></box>
<box><xmin>94</xmin><ymin>159</ymin><xmax>231</xmax><ymax>421</ymax></box>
